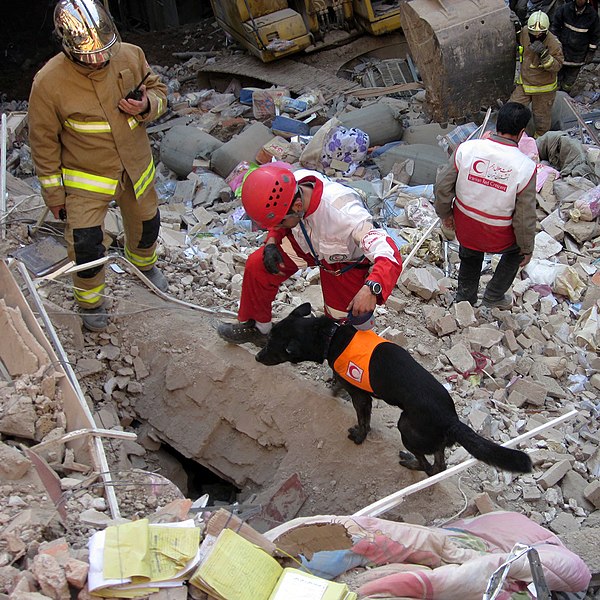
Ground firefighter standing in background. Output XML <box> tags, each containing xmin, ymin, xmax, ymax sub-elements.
<box><xmin>510</xmin><ymin>10</ymin><xmax>564</xmax><ymax>136</ymax></box>
<box><xmin>28</xmin><ymin>0</ymin><xmax>169</xmax><ymax>332</ymax></box>
<box><xmin>551</xmin><ymin>0</ymin><xmax>600</xmax><ymax>94</ymax></box>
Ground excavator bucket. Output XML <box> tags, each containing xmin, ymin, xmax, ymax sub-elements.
<box><xmin>399</xmin><ymin>0</ymin><xmax>516</xmax><ymax>123</ymax></box>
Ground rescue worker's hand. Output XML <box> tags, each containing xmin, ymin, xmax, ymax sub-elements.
<box><xmin>530</xmin><ymin>40</ymin><xmax>546</xmax><ymax>56</ymax></box>
<box><xmin>520</xmin><ymin>253</ymin><xmax>532</xmax><ymax>267</ymax></box>
<box><xmin>50</xmin><ymin>205</ymin><xmax>66</xmax><ymax>220</ymax></box>
<box><xmin>118</xmin><ymin>85</ymin><xmax>150</xmax><ymax>116</ymax></box>
<box><xmin>347</xmin><ymin>285</ymin><xmax>377</xmax><ymax>318</ymax></box>
<box><xmin>442</xmin><ymin>215</ymin><xmax>455</xmax><ymax>231</ymax></box>
<box><xmin>585</xmin><ymin>49</ymin><xmax>596</xmax><ymax>64</ymax></box>
<box><xmin>263</xmin><ymin>243</ymin><xmax>284</xmax><ymax>274</ymax></box>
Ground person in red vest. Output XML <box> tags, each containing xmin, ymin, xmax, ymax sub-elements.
<box><xmin>434</xmin><ymin>102</ymin><xmax>537</xmax><ymax>309</ymax></box>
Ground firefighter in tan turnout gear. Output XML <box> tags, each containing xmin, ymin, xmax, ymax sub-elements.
<box><xmin>28</xmin><ymin>0</ymin><xmax>169</xmax><ymax>331</ymax></box>
<box><xmin>510</xmin><ymin>10</ymin><xmax>564</xmax><ymax>137</ymax></box>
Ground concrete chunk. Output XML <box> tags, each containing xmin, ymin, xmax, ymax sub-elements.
<box><xmin>453</xmin><ymin>301</ymin><xmax>477</xmax><ymax>327</ymax></box>
<box><xmin>401</xmin><ymin>268</ymin><xmax>439</xmax><ymax>300</ymax></box>
<box><xmin>508</xmin><ymin>378</ymin><xmax>547</xmax><ymax>407</ymax></box>
<box><xmin>444</xmin><ymin>343</ymin><xmax>476</xmax><ymax>374</ymax></box>
<box><xmin>584</xmin><ymin>480</ymin><xmax>600</xmax><ymax>509</ymax></box>
<box><xmin>538</xmin><ymin>459</ymin><xmax>571</xmax><ymax>490</ymax></box>
<box><xmin>466</xmin><ymin>325</ymin><xmax>503</xmax><ymax>349</ymax></box>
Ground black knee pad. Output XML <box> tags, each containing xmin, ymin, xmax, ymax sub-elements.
<box><xmin>138</xmin><ymin>210</ymin><xmax>160</xmax><ymax>249</ymax></box>
<box><xmin>73</xmin><ymin>226</ymin><xmax>105</xmax><ymax>278</ymax></box>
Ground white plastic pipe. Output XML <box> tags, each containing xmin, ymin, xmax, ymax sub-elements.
<box><xmin>1</xmin><ymin>113</ymin><xmax>7</xmax><ymax>240</ymax></box>
<box><xmin>353</xmin><ymin>409</ymin><xmax>578</xmax><ymax>517</ymax></box>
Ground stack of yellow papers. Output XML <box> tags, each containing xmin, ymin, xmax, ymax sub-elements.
<box><xmin>87</xmin><ymin>519</ymin><xmax>201</xmax><ymax>598</ymax></box>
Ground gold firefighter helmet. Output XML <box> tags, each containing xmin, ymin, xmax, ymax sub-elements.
<box><xmin>54</xmin><ymin>0</ymin><xmax>121</xmax><ymax>65</ymax></box>
<box><xmin>527</xmin><ymin>10</ymin><xmax>550</xmax><ymax>34</ymax></box>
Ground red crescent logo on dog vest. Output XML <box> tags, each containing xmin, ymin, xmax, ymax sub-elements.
<box><xmin>333</xmin><ymin>330</ymin><xmax>385</xmax><ymax>393</ymax></box>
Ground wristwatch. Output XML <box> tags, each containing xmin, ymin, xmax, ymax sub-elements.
<box><xmin>364</xmin><ymin>280</ymin><xmax>382</xmax><ymax>296</ymax></box>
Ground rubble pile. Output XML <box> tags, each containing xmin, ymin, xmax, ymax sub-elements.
<box><xmin>1</xmin><ymin>29</ymin><xmax>600</xmax><ymax>600</ymax></box>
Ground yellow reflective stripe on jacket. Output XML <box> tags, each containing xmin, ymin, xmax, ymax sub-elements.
<box><xmin>65</xmin><ymin>118</ymin><xmax>112</xmax><ymax>133</ymax></box>
<box><xmin>523</xmin><ymin>80</ymin><xmax>558</xmax><ymax>93</ymax></box>
<box><xmin>73</xmin><ymin>283</ymin><xmax>105</xmax><ymax>305</ymax></box>
<box><xmin>62</xmin><ymin>168</ymin><xmax>119</xmax><ymax>195</ymax></box>
<box><xmin>39</xmin><ymin>173</ymin><xmax>63</xmax><ymax>189</ymax></box>
<box><xmin>125</xmin><ymin>246</ymin><xmax>157</xmax><ymax>268</ymax></box>
<box><xmin>128</xmin><ymin>117</ymin><xmax>139</xmax><ymax>130</ymax></box>
<box><xmin>134</xmin><ymin>159</ymin><xmax>155</xmax><ymax>199</ymax></box>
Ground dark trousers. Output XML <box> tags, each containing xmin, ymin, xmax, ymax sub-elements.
<box><xmin>456</xmin><ymin>245</ymin><xmax>523</xmax><ymax>305</ymax></box>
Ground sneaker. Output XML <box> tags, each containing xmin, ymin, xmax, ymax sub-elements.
<box><xmin>482</xmin><ymin>293</ymin><xmax>512</xmax><ymax>309</ymax></box>
<box><xmin>217</xmin><ymin>320</ymin><xmax>268</xmax><ymax>346</ymax></box>
<box><xmin>81</xmin><ymin>305</ymin><xmax>108</xmax><ymax>332</ymax></box>
<box><xmin>142</xmin><ymin>266</ymin><xmax>169</xmax><ymax>292</ymax></box>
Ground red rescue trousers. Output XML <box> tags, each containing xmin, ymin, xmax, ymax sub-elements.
<box><xmin>237</xmin><ymin>237</ymin><xmax>372</xmax><ymax>324</ymax></box>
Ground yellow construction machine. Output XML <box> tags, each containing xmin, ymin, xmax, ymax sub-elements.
<box><xmin>209</xmin><ymin>0</ymin><xmax>403</xmax><ymax>63</ymax></box>
<box><xmin>209</xmin><ymin>0</ymin><xmax>517</xmax><ymax>122</ymax></box>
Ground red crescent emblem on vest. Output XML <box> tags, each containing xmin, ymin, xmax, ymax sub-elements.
<box><xmin>473</xmin><ymin>159</ymin><xmax>486</xmax><ymax>174</ymax></box>
<box><xmin>347</xmin><ymin>362</ymin><xmax>363</xmax><ymax>383</ymax></box>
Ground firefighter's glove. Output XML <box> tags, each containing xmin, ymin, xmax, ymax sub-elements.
<box><xmin>509</xmin><ymin>10</ymin><xmax>521</xmax><ymax>29</ymax></box>
<box><xmin>585</xmin><ymin>49</ymin><xmax>596</xmax><ymax>64</ymax></box>
<box><xmin>530</xmin><ymin>40</ymin><xmax>546</xmax><ymax>56</ymax></box>
<box><xmin>263</xmin><ymin>243</ymin><xmax>284</xmax><ymax>275</ymax></box>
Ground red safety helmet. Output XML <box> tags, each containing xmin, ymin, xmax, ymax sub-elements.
<box><xmin>241</xmin><ymin>166</ymin><xmax>296</xmax><ymax>228</ymax></box>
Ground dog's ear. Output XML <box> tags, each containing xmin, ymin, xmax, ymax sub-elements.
<box><xmin>291</xmin><ymin>302</ymin><xmax>312</xmax><ymax>318</ymax></box>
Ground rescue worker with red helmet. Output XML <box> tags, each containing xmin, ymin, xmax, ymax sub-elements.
<box><xmin>28</xmin><ymin>0</ymin><xmax>169</xmax><ymax>331</ymax></box>
<box><xmin>217</xmin><ymin>166</ymin><xmax>403</xmax><ymax>345</ymax></box>
<box><xmin>509</xmin><ymin>10</ymin><xmax>564</xmax><ymax>137</ymax></box>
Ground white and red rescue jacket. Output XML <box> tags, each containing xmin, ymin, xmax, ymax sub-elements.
<box><xmin>435</xmin><ymin>135</ymin><xmax>537</xmax><ymax>254</ymax></box>
<box><xmin>269</xmin><ymin>169</ymin><xmax>402</xmax><ymax>301</ymax></box>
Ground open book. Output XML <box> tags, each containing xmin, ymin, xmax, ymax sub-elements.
<box><xmin>189</xmin><ymin>528</ymin><xmax>356</xmax><ymax>600</ymax></box>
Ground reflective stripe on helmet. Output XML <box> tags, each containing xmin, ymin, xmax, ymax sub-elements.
<box><xmin>54</xmin><ymin>0</ymin><xmax>121</xmax><ymax>64</ymax></box>
<box><xmin>527</xmin><ymin>10</ymin><xmax>550</xmax><ymax>33</ymax></box>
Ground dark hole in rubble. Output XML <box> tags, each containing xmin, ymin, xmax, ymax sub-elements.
<box><xmin>155</xmin><ymin>441</ymin><xmax>240</xmax><ymax>504</ymax></box>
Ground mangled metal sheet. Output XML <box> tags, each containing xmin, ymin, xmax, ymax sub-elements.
<box><xmin>399</xmin><ymin>0</ymin><xmax>516</xmax><ymax>122</ymax></box>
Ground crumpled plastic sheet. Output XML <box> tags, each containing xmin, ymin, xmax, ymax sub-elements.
<box><xmin>523</xmin><ymin>259</ymin><xmax>585</xmax><ymax>302</ymax></box>
<box><xmin>572</xmin><ymin>305</ymin><xmax>599</xmax><ymax>350</ymax></box>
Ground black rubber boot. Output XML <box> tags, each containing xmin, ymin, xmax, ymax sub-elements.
<box><xmin>81</xmin><ymin>305</ymin><xmax>109</xmax><ymax>332</ymax></box>
<box><xmin>142</xmin><ymin>266</ymin><xmax>169</xmax><ymax>292</ymax></box>
<box><xmin>217</xmin><ymin>320</ymin><xmax>268</xmax><ymax>346</ymax></box>
<box><xmin>482</xmin><ymin>248</ymin><xmax>522</xmax><ymax>308</ymax></box>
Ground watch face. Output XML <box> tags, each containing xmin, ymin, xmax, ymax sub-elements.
<box><xmin>367</xmin><ymin>281</ymin><xmax>382</xmax><ymax>294</ymax></box>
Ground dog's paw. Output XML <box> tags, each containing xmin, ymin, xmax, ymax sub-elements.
<box><xmin>398</xmin><ymin>451</ymin><xmax>421</xmax><ymax>471</ymax></box>
<box><xmin>348</xmin><ymin>426</ymin><xmax>368</xmax><ymax>444</ymax></box>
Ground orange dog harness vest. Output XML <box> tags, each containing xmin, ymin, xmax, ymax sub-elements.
<box><xmin>333</xmin><ymin>329</ymin><xmax>385</xmax><ymax>393</ymax></box>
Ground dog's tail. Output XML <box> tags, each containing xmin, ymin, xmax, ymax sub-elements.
<box><xmin>451</xmin><ymin>421</ymin><xmax>532</xmax><ymax>473</ymax></box>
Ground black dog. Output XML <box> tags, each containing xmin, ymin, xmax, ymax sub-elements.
<box><xmin>256</xmin><ymin>303</ymin><xmax>532</xmax><ymax>476</ymax></box>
